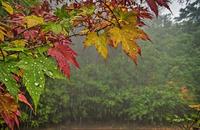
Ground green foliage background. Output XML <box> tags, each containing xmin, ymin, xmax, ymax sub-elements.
<box><xmin>19</xmin><ymin>14</ymin><xmax>200</xmax><ymax>128</ymax></box>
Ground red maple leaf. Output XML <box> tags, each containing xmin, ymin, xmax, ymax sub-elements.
<box><xmin>146</xmin><ymin>0</ymin><xmax>171</xmax><ymax>16</ymax></box>
<box><xmin>0</xmin><ymin>93</ymin><xmax>20</xmax><ymax>130</ymax></box>
<box><xmin>146</xmin><ymin>0</ymin><xmax>158</xmax><ymax>16</ymax></box>
<box><xmin>157</xmin><ymin>0</ymin><xmax>171</xmax><ymax>12</ymax></box>
<box><xmin>48</xmin><ymin>43</ymin><xmax>79</xmax><ymax>78</ymax></box>
<box><xmin>18</xmin><ymin>93</ymin><xmax>33</xmax><ymax>110</ymax></box>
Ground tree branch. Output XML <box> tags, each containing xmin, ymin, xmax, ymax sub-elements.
<box><xmin>99</xmin><ymin>0</ymin><xmax>122</xmax><ymax>29</ymax></box>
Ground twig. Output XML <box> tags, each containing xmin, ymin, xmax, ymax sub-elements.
<box><xmin>99</xmin><ymin>0</ymin><xmax>121</xmax><ymax>28</ymax></box>
<box><xmin>69</xmin><ymin>33</ymin><xmax>87</xmax><ymax>38</ymax></box>
<box><xmin>27</xmin><ymin>43</ymin><xmax>48</xmax><ymax>50</ymax></box>
<box><xmin>95</xmin><ymin>13</ymin><xmax>115</xmax><ymax>25</ymax></box>
<box><xmin>0</xmin><ymin>22</ymin><xmax>10</xmax><ymax>28</ymax></box>
<box><xmin>95</xmin><ymin>23</ymin><xmax>112</xmax><ymax>32</ymax></box>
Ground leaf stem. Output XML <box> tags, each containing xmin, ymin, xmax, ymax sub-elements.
<box><xmin>68</xmin><ymin>33</ymin><xmax>87</xmax><ymax>38</ymax></box>
<box><xmin>95</xmin><ymin>14</ymin><xmax>115</xmax><ymax>25</ymax></box>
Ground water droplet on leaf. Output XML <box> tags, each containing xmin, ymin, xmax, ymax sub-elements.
<box><xmin>34</xmin><ymin>82</ymin><xmax>39</xmax><ymax>86</ymax></box>
<box><xmin>49</xmin><ymin>71</ymin><xmax>53</xmax><ymax>76</ymax></box>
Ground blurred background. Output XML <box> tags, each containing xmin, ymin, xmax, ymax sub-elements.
<box><xmin>17</xmin><ymin>0</ymin><xmax>200</xmax><ymax>130</ymax></box>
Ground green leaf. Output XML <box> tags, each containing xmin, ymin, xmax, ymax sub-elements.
<box><xmin>1</xmin><ymin>1</ymin><xmax>14</xmax><ymax>15</ymax></box>
<box><xmin>44</xmin><ymin>22</ymin><xmax>63</xmax><ymax>34</ymax></box>
<box><xmin>0</xmin><ymin>62</ymin><xmax>19</xmax><ymax>98</ymax></box>
<box><xmin>20</xmin><ymin>0</ymin><xmax>40</xmax><ymax>7</ymax></box>
<box><xmin>60</xmin><ymin>19</ymin><xmax>72</xmax><ymax>32</ymax></box>
<box><xmin>36</xmin><ymin>56</ymin><xmax>65</xmax><ymax>79</ymax></box>
<box><xmin>36</xmin><ymin>46</ymin><xmax>50</xmax><ymax>55</ymax></box>
<box><xmin>25</xmin><ymin>15</ymin><xmax>44</xmax><ymax>28</ymax></box>
<box><xmin>2</xmin><ymin>46</ymin><xmax>25</xmax><ymax>52</ymax></box>
<box><xmin>1</xmin><ymin>40</ymin><xmax>27</xmax><ymax>52</ymax></box>
<box><xmin>17</xmin><ymin>57</ymin><xmax>45</xmax><ymax>110</ymax></box>
<box><xmin>79</xmin><ymin>5</ymin><xmax>95</xmax><ymax>16</ymax></box>
<box><xmin>23</xmin><ymin>64</ymin><xmax>45</xmax><ymax>110</ymax></box>
<box><xmin>17</xmin><ymin>56</ymin><xmax>64</xmax><ymax>109</ymax></box>
<box><xmin>5</xmin><ymin>61</ymin><xmax>19</xmax><ymax>73</ymax></box>
<box><xmin>55</xmin><ymin>7</ymin><xmax>70</xmax><ymax>19</ymax></box>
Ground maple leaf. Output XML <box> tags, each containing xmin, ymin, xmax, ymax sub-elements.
<box><xmin>0</xmin><ymin>93</ymin><xmax>20</xmax><ymax>130</ymax></box>
<box><xmin>23</xmin><ymin>29</ymin><xmax>39</xmax><ymax>41</ymax></box>
<box><xmin>0</xmin><ymin>22</ymin><xmax>13</xmax><ymax>41</ymax></box>
<box><xmin>108</xmin><ymin>25</ymin><xmax>149</xmax><ymax>64</ymax></box>
<box><xmin>0</xmin><ymin>63</ymin><xmax>20</xmax><ymax>98</ymax></box>
<box><xmin>48</xmin><ymin>43</ymin><xmax>79</xmax><ymax>78</ymax></box>
<box><xmin>9</xmin><ymin>13</ymin><xmax>25</xmax><ymax>26</ymax></box>
<box><xmin>21</xmin><ymin>62</ymin><xmax>45</xmax><ymax>110</ymax></box>
<box><xmin>84</xmin><ymin>32</ymin><xmax>108</xmax><ymax>59</ymax></box>
<box><xmin>18</xmin><ymin>93</ymin><xmax>33</xmax><ymax>110</ymax></box>
<box><xmin>48</xmin><ymin>48</ymin><xmax>70</xmax><ymax>78</ymax></box>
<box><xmin>2</xmin><ymin>39</ymin><xmax>27</xmax><ymax>52</ymax></box>
<box><xmin>133</xmin><ymin>7</ymin><xmax>153</xmax><ymax>20</ymax></box>
<box><xmin>146</xmin><ymin>0</ymin><xmax>158</xmax><ymax>16</ymax></box>
<box><xmin>11</xmin><ymin>39</ymin><xmax>27</xmax><ymax>47</ymax></box>
<box><xmin>24</xmin><ymin>15</ymin><xmax>44</xmax><ymax>28</ymax></box>
<box><xmin>1</xmin><ymin>1</ymin><xmax>14</xmax><ymax>15</ymax></box>
<box><xmin>44</xmin><ymin>23</ymin><xmax>63</xmax><ymax>34</ymax></box>
<box><xmin>48</xmin><ymin>34</ymin><xmax>72</xmax><ymax>46</ymax></box>
<box><xmin>189</xmin><ymin>104</ymin><xmax>200</xmax><ymax>111</ymax></box>
<box><xmin>145</xmin><ymin>0</ymin><xmax>171</xmax><ymax>16</ymax></box>
<box><xmin>17</xmin><ymin>56</ymin><xmax>64</xmax><ymax>110</ymax></box>
<box><xmin>114</xmin><ymin>8</ymin><xmax>138</xmax><ymax>25</ymax></box>
<box><xmin>157</xmin><ymin>0</ymin><xmax>171</xmax><ymax>12</ymax></box>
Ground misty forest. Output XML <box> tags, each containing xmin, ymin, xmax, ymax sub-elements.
<box><xmin>0</xmin><ymin>0</ymin><xmax>199</xmax><ymax>130</ymax></box>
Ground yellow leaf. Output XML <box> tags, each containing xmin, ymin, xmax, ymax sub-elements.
<box><xmin>6</xmin><ymin>30</ymin><xmax>14</xmax><ymax>38</ymax></box>
<box><xmin>113</xmin><ymin>8</ymin><xmax>137</xmax><ymax>25</ymax></box>
<box><xmin>1</xmin><ymin>1</ymin><xmax>14</xmax><ymax>14</ymax></box>
<box><xmin>79</xmin><ymin>5</ymin><xmax>95</xmax><ymax>16</ymax></box>
<box><xmin>0</xmin><ymin>25</ymin><xmax>13</xmax><ymax>42</ymax></box>
<box><xmin>0</xmin><ymin>93</ymin><xmax>19</xmax><ymax>129</ymax></box>
<box><xmin>189</xmin><ymin>104</ymin><xmax>200</xmax><ymax>111</ymax></box>
<box><xmin>0</xmin><ymin>25</ymin><xmax>6</xmax><ymax>31</ymax></box>
<box><xmin>108</xmin><ymin>25</ymin><xmax>148</xmax><ymax>63</ymax></box>
<box><xmin>17</xmin><ymin>69</ymin><xmax>24</xmax><ymax>77</ymax></box>
<box><xmin>11</xmin><ymin>39</ymin><xmax>27</xmax><ymax>47</ymax></box>
<box><xmin>119</xmin><ymin>12</ymin><xmax>137</xmax><ymax>25</ymax></box>
<box><xmin>79</xmin><ymin>29</ymin><xmax>89</xmax><ymax>35</ymax></box>
<box><xmin>25</xmin><ymin>15</ymin><xmax>44</xmax><ymax>28</ymax></box>
<box><xmin>84</xmin><ymin>32</ymin><xmax>108</xmax><ymax>59</ymax></box>
<box><xmin>0</xmin><ymin>50</ymin><xmax>7</xmax><ymax>59</ymax></box>
<box><xmin>0</xmin><ymin>29</ymin><xmax>6</xmax><ymax>41</ymax></box>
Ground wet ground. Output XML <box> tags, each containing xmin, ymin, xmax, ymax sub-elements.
<box><xmin>27</xmin><ymin>123</ymin><xmax>179</xmax><ymax>130</ymax></box>
<box><xmin>34</xmin><ymin>127</ymin><xmax>178</xmax><ymax>130</ymax></box>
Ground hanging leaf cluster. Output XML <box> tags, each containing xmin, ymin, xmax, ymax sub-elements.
<box><xmin>0</xmin><ymin>0</ymin><xmax>171</xmax><ymax>129</ymax></box>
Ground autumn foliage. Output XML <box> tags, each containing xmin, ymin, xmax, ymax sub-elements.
<box><xmin>0</xmin><ymin>0</ymin><xmax>171</xmax><ymax>129</ymax></box>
